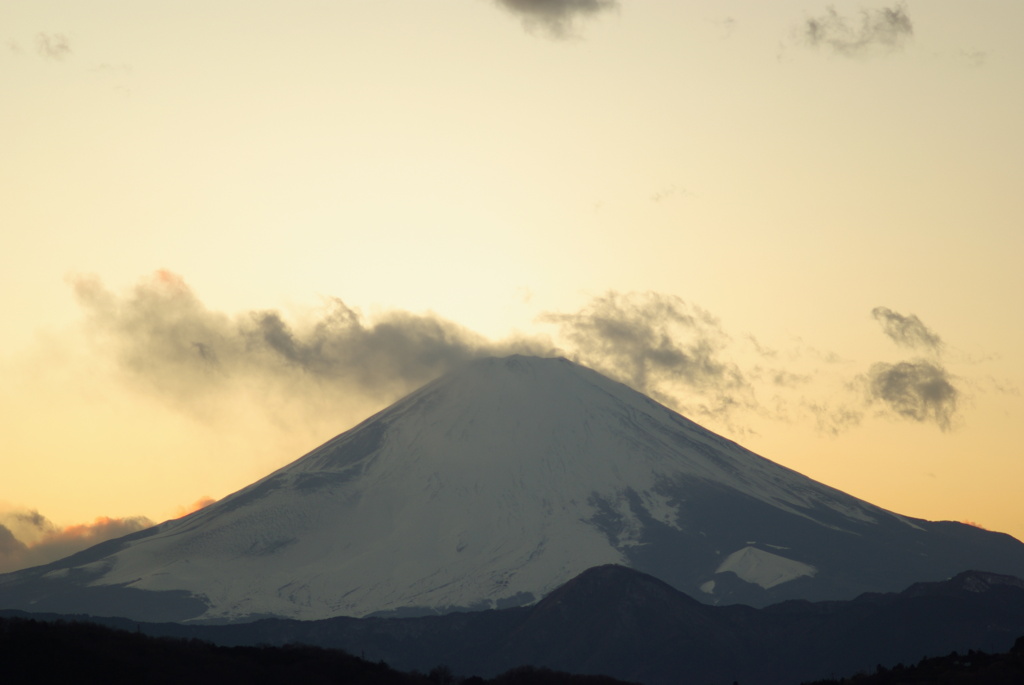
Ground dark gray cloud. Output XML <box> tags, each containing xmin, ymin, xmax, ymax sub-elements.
<box><xmin>69</xmin><ymin>276</ymin><xmax>768</xmax><ymax>435</ymax></box>
<box><xmin>866</xmin><ymin>360</ymin><xmax>958</xmax><ymax>430</ymax></box>
<box><xmin>540</xmin><ymin>291</ymin><xmax>751</xmax><ymax>419</ymax></box>
<box><xmin>0</xmin><ymin>510</ymin><xmax>153</xmax><ymax>573</ymax></box>
<box><xmin>494</xmin><ymin>0</ymin><xmax>618</xmax><ymax>38</ymax></box>
<box><xmin>70</xmin><ymin>271</ymin><xmax>552</xmax><ymax>416</ymax></box>
<box><xmin>872</xmin><ymin>306</ymin><xmax>943</xmax><ymax>352</ymax></box>
<box><xmin>801</xmin><ymin>4</ymin><xmax>913</xmax><ymax>56</ymax></box>
<box><xmin>35</xmin><ymin>32</ymin><xmax>71</xmax><ymax>61</ymax></box>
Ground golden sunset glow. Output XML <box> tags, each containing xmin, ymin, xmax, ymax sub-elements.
<box><xmin>2</xmin><ymin>1</ymin><xmax>1022</xmax><ymax>570</ymax></box>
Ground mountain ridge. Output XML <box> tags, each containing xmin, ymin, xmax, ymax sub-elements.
<box><xmin>2</xmin><ymin>355</ymin><xmax>1023</xmax><ymax>622</ymax></box>
<box><xmin>6</xmin><ymin>565</ymin><xmax>1024</xmax><ymax>685</ymax></box>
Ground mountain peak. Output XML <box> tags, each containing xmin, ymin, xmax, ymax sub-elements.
<box><xmin>4</xmin><ymin>355</ymin><xmax>1024</xmax><ymax>623</ymax></box>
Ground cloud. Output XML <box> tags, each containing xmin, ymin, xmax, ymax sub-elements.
<box><xmin>0</xmin><ymin>510</ymin><xmax>153</xmax><ymax>573</ymax></box>
<box><xmin>494</xmin><ymin>0</ymin><xmax>618</xmax><ymax>38</ymax></box>
<box><xmin>173</xmin><ymin>497</ymin><xmax>217</xmax><ymax>519</ymax></box>
<box><xmin>70</xmin><ymin>270</ymin><xmax>551</xmax><ymax>420</ymax></box>
<box><xmin>35</xmin><ymin>32</ymin><xmax>71</xmax><ymax>61</ymax></box>
<box><xmin>800</xmin><ymin>4</ymin><xmax>913</xmax><ymax>56</ymax></box>
<box><xmin>66</xmin><ymin>272</ymin><xmax>977</xmax><ymax>444</ymax></box>
<box><xmin>0</xmin><ymin>525</ymin><xmax>28</xmax><ymax>560</ymax></box>
<box><xmin>540</xmin><ymin>291</ymin><xmax>752</xmax><ymax>419</ymax></box>
<box><xmin>871</xmin><ymin>306</ymin><xmax>943</xmax><ymax>352</ymax></box>
<box><xmin>805</xmin><ymin>401</ymin><xmax>864</xmax><ymax>436</ymax></box>
<box><xmin>865</xmin><ymin>360</ymin><xmax>959</xmax><ymax>430</ymax></box>
<box><xmin>71</xmin><ymin>275</ymin><xmax>760</xmax><ymax>428</ymax></box>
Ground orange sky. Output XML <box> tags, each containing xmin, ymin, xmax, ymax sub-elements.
<box><xmin>2</xmin><ymin>1</ymin><xmax>1022</xmax><ymax>571</ymax></box>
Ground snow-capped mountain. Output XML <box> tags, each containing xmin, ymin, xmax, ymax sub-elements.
<box><xmin>3</xmin><ymin>355</ymin><xmax>1023</xmax><ymax>623</ymax></box>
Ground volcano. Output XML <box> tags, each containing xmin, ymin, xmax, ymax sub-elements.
<box><xmin>2</xmin><ymin>355</ymin><xmax>1023</xmax><ymax>623</ymax></box>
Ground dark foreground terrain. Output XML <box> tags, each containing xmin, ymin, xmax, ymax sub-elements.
<box><xmin>802</xmin><ymin>636</ymin><xmax>1024</xmax><ymax>685</ymax></box>
<box><xmin>3</xmin><ymin>614</ymin><xmax>1024</xmax><ymax>685</ymax></box>
<box><xmin>0</xmin><ymin>614</ymin><xmax>636</xmax><ymax>685</ymax></box>
<box><xmin>5</xmin><ymin>565</ymin><xmax>1024</xmax><ymax>684</ymax></box>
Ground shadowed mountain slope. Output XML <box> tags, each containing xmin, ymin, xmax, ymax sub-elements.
<box><xmin>2</xmin><ymin>356</ymin><xmax>1023</xmax><ymax>623</ymax></box>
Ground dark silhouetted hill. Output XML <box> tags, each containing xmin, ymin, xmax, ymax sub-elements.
<box><xmin>7</xmin><ymin>565</ymin><xmax>1024</xmax><ymax>684</ymax></box>
<box><xmin>0</xmin><ymin>614</ymin><xmax>638</xmax><ymax>685</ymax></box>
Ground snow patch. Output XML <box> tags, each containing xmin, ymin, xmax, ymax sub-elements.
<box><xmin>715</xmin><ymin>546</ymin><xmax>816</xmax><ymax>589</ymax></box>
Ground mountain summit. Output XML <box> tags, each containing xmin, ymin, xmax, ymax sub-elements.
<box><xmin>3</xmin><ymin>355</ymin><xmax>1023</xmax><ymax>622</ymax></box>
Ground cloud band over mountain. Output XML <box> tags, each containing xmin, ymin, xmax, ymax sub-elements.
<box><xmin>70</xmin><ymin>273</ymin><xmax>765</xmax><ymax>430</ymax></box>
<box><xmin>66</xmin><ymin>273</ymin><xmax>976</xmax><ymax>436</ymax></box>
<box><xmin>70</xmin><ymin>270</ymin><xmax>550</xmax><ymax>415</ymax></box>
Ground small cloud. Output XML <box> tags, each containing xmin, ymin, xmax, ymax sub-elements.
<box><xmin>35</xmin><ymin>32</ymin><xmax>71</xmax><ymax>61</ymax></box>
<box><xmin>865</xmin><ymin>360</ymin><xmax>959</xmax><ymax>430</ymax></box>
<box><xmin>871</xmin><ymin>306</ymin><xmax>943</xmax><ymax>352</ymax></box>
<box><xmin>805</xmin><ymin>401</ymin><xmax>864</xmax><ymax>436</ymax></box>
<box><xmin>771</xmin><ymin>370</ymin><xmax>812</xmax><ymax>388</ymax></box>
<box><xmin>745</xmin><ymin>335</ymin><xmax>779</xmax><ymax>360</ymax></box>
<box><xmin>961</xmin><ymin>520</ymin><xmax>987</xmax><ymax>530</ymax></box>
<box><xmin>0</xmin><ymin>509</ymin><xmax>153</xmax><ymax>573</ymax></box>
<box><xmin>494</xmin><ymin>0</ymin><xmax>618</xmax><ymax>39</ymax></box>
<box><xmin>800</xmin><ymin>4</ymin><xmax>913</xmax><ymax>57</ymax></box>
<box><xmin>174</xmin><ymin>496</ymin><xmax>217</xmax><ymax>519</ymax></box>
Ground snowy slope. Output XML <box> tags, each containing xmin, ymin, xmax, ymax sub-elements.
<box><xmin>3</xmin><ymin>355</ymin><xmax>1024</xmax><ymax>622</ymax></box>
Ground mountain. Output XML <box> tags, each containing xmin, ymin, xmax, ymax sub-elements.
<box><xmin>2</xmin><ymin>355</ymin><xmax>1023</xmax><ymax>623</ymax></box>
<box><xmin>7</xmin><ymin>566</ymin><xmax>1024</xmax><ymax>685</ymax></box>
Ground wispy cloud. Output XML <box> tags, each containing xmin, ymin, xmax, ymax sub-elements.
<box><xmin>64</xmin><ymin>273</ymin><xmax>983</xmax><ymax>442</ymax></box>
<box><xmin>871</xmin><ymin>306</ymin><xmax>943</xmax><ymax>352</ymax></box>
<box><xmin>864</xmin><ymin>306</ymin><xmax>959</xmax><ymax>430</ymax></box>
<box><xmin>0</xmin><ymin>510</ymin><xmax>153</xmax><ymax>573</ymax></box>
<box><xmin>70</xmin><ymin>270</ymin><xmax>551</xmax><ymax>420</ymax></box>
<box><xmin>494</xmin><ymin>0</ymin><xmax>618</xmax><ymax>39</ymax></box>
<box><xmin>35</xmin><ymin>32</ymin><xmax>71</xmax><ymax>61</ymax></box>
<box><xmin>799</xmin><ymin>4</ymin><xmax>913</xmax><ymax>56</ymax></box>
<box><xmin>541</xmin><ymin>291</ymin><xmax>752</xmax><ymax>420</ymax></box>
<box><xmin>805</xmin><ymin>400</ymin><xmax>864</xmax><ymax>436</ymax></box>
<box><xmin>70</xmin><ymin>275</ymin><xmax>766</xmax><ymax>429</ymax></box>
<box><xmin>864</xmin><ymin>360</ymin><xmax>958</xmax><ymax>431</ymax></box>
<box><xmin>173</xmin><ymin>497</ymin><xmax>217</xmax><ymax>519</ymax></box>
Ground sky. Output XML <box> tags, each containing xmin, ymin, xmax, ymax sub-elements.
<box><xmin>2</xmin><ymin>0</ymin><xmax>1023</xmax><ymax>572</ymax></box>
